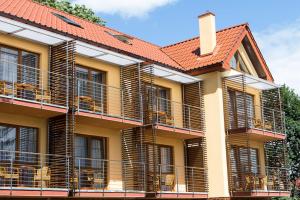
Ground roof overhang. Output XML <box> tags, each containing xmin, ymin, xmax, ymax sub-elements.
<box><xmin>224</xmin><ymin>71</ymin><xmax>280</xmax><ymax>90</ymax></box>
<box><xmin>145</xmin><ymin>64</ymin><xmax>201</xmax><ymax>84</ymax></box>
<box><xmin>0</xmin><ymin>16</ymin><xmax>198</xmax><ymax>84</ymax></box>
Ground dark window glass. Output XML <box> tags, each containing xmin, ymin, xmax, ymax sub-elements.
<box><xmin>74</xmin><ymin>134</ymin><xmax>106</xmax><ymax>168</ymax></box>
<box><xmin>0</xmin><ymin>124</ymin><xmax>38</xmax><ymax>163</ymax></box>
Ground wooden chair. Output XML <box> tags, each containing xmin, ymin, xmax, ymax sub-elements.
<box><xmin>70</xmin><ymin>171</ymin><xmax>79</xmax><ymax>189</ymax></box>
<box><xmin>34</xmin><ymin>166</ymin><xmax>51</xmax><ymax>188</ymax></box>
<box><xmin>244</xmin><ymin>175</ymin><xmax>252</xmax><ymax>190</ymax></box>
<box><xmin>0</xmin><ymin>166</ymin><xmax>20</xmax><ymax>186</ymax></box>
<box><xmin>253</xmin><ymin>118</ymin><xmax>263</xmax><ymax>129</ymax></box>
<box><xmin>165</xmin><ymin>174</ymin><xmax>175</xmax><ymax>191</ymax></box>
<box><xmin>262</xmin><ymin>176</ymin><xmax>274</xmax><ymax>190</ymax></box>
<box><xmin>0</xmin><ymin>81</ymin><xmax>14</xmax><ymax>96</ymax></box>
<box><xmin>165</xmin><ymin>116</ymin><xmax>174</xmax><ymax>126</ymax></box>
<box><xmin>92</xmin><ymin>172</ymin><xmax>105</xmax><ymax>189</ymax></box>
<box><xmin>35</xmin><ymin>89</ymin><xmax>51</xmax><ymax>103</ymax></box>
<box><xmin>90</xmin><ymin>101</ymin><xmax>104</xmax><ymax>113</ymax></box>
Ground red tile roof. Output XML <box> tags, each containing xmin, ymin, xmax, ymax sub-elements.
<box><xmin>0</xmin><ymin>0</ymin><xmax>182</xmax><ymax>69</ymax></box>
<box><xmin>161</xmin><ymin>24</ymin><xmax>248</xmax><ymax>71</ymax></box>
<box><xmin>0</xmin><ymin>0</ymin><xmax>252</xmax><ymax>74</ymax></box>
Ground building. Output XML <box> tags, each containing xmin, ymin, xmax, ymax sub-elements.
<box><xmin>0</xmin><ymin>0</ymin><xmax>289</xmax><ymax>199</ymax></box>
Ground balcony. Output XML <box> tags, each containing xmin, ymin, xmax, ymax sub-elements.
<box><xmin>0</xmin><ymin>59</ymin><xmax>69</xmax><ymax>116</ymax></box>
<box><xmin>0</xmin><ymin>150</ymin><xmax>69</xmax><ymax>197</ymax></box>
<box><xmin>75</xmin><ymin>78</ymin><xmax>142</xmax><ymax>128</ymax></box>
<box><xmin>230</xmin><ymin>166</ymin><xmax>290</xmax><ymax>197</ymax></box>
<box><xmin>73</xmin><ymin>158</ymin><xmax>208</xmax><ymax>198</ymax></box>
<box><xmin>223</xmin><ymin>73</ymin><xmax>285</xmax><ymax>140</ymax></box>
<box><xmin>149</xmin><ymin>97</ymin><xmax>205</xmax><ymax>138</ymax></box>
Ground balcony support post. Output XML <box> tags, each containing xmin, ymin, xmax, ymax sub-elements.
<box><xmin>10</xmin><ymin>153</ymin><xmax>13</xmax><ymax>196</ymax></box>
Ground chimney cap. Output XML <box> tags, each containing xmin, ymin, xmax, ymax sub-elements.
<box><xmin>198</xmin><ymin>11</ymin><xmax>215</xmax><ymax>18</ymax></box>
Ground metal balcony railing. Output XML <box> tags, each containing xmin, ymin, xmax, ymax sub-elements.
<box><xmin>0</xmin><ymin>59</ymin><xmax>69</xmax><ymax>108</ymax></box>
<box><xmin>76</xmin><ymin>78</ymin><xmax>142</xmax><ymax>122</ymax></box>
<box><xmin>155</xmin><ymin>164</ymin><xmax>208</xmax><ymax>193</ymax></box>
<box><xmin>74</xmin><ymin>158</ymin><xmax>208</xmax><ymax>194</ymax></box>
<box><xmin>230</xmin><ymin>166</ymin><xmax>290</xmax><ymax>192</ymax></box>
<box><xmin>152</xmin><ymin>97</ymin><xmax>204</xmax><ymax>132</ymax></box>
<box><xmin>228</xmin><ymin>104</ymin><xmax>285</xmax><ymax>134</ymax></box>
<box><xmin>0</xmin><ymin>150</ymin><xmax>70</xmax><ymax>191</ymax></box>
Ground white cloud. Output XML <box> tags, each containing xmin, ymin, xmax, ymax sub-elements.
<box><xmin>72</xmin><ymin>0</ymin><xmax>177</xmax><ymax>18</ymax></box>
<box><xmin>255</xmin><ymin>19</ymin><xmax>300</xmax><ymax>94</ymax></box>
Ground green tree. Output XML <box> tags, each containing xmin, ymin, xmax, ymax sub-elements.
<box><xmin>282</xmin><ymin>85</ymin><xmax>300</xmax><ymax>198</ymax></box>
<box><xmin>33</xmin><ymin>0</ymin><xmax>105</xmax><ymax>26</ymax></box>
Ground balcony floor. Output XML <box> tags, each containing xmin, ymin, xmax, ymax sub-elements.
<box><xmin>231</xmin><ymin>190</ymin><xmax>290</xmax><ymax>197</ymax></box>
<box><xmin>228</xmin><ymin>127</ymin><xmax>286</xmax><ymax>141</ymax></box>
<box><xmin>0</xmin><ymin>187</ymin><xmax>69</xmax><ymax>197</ymax></box>
<box><xmin>155</xmin><ymin>124</ymin><xmax>205</xmax><ymax>139</ymax></box>
<box><xmin>0</xmin><ymin>96</ymin><xmax>67</xmax><ymax>118</ymax></box>
<box><xmin>75</xmin><ymin>111</ymin><xmax>142</xmax><ymax>130</ymax></box>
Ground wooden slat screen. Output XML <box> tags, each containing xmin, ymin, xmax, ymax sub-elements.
<box><xmin>184</xmin><ymin>138</ymin><xmax>208</xmax><ymax>192</ymax></box>
<box><xmin>48</xmin><ymin>114</ymin><xmax>73</xmax><ymax>189</ymax></box>
<box><xmin>50</xmin><ymin>41</ymin><xmax>76</xmax><ymax>107</ymax></box>
<box><xmin>120</xmin><ymin>64</ymin><xmax>142</xmax><ymax>121</ymax></box>
<box><xmin>140</xmin><ymin>65</ymin><xmax>154</xmax><ymax>125</ymax></box>
<box><xmin>121</xmin><ymin>127</ymin><xmax>145</xmax><ymax>191</ymax></box>
<box><xmin>183</xmin><ymin>81</ymin><xmax>205</xmax><ymax>132</ymax></box>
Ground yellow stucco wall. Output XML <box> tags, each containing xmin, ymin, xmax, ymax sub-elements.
<box><xmin>198</xmin><ymin>71</ymin><xmax>230</xmax><ymax>198</ymax></box>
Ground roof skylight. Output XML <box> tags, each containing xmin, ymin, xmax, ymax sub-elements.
<box><xmin>105</xmin><ymin>31</ymin><xmax>133</xmax><ymax>45</ymax></box>
<box><xmin>52</xmin><ymin>12</ymin><xmax>82</xmax><ymax>28</ymax></box>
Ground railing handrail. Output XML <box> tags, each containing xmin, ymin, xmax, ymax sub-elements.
<box><xmin>155</xmin><ymin>96</ymin><xmax>203</xmax><ymax>111</ymax></box>
<box><xmin>0</xmin><ymin>58</ymin><xmax>71</xmax><ymax>79</ymax></box>
<box><xmin>0</xmin><ymin>149</ymin><xmax>70</xmax><ymax>159</ymax></box>
<box><xmin>76</xmin><ymin>77</ymin><xmax>122</xmax><ymax>91</ymax></box>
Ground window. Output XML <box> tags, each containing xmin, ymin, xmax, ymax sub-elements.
<box><xmin>0</xmin><ymin>124</ymin><xmax>38</xmax><ymax>163</ymax></box>
<box><xmin>74</xmin><ymin>134</ymin><xmax>106</xmax><ymax>168</ymax></box>
<box><xmin>146</xmin><ymin>144</ymin><xmax>173</xmax><ymax>174</ymax></box>
<box><xmin>228</xmin><ymin>89</ymin><xmax>254</xmax><ymax>129</ymax></box>
<box><xmin>160</xmin><ymin>146</ymin><xmax>173</xmax><ymax>173</ymax></box>
<box><xmin>76</xmin><ymin>65</ymin><xmax>105</xmax><ymax>98</ymax></box>
<box><xmin>145</xmin><ymin>84</ymin><xmax>170</xmax><ymax>113</ymax></box>
<box><xmin>230</xmin><ymin>146</ymin><xmax>259</xmax><ymax>174</ymax></box>
<box><xmin>230</xmin><ymin>51</ymin><xmax>250</xmax><ymax>74</ymax></box>
<box><xmin>52</xmin><ymin>12</ymin><xmax>82</xmax><ymax>28</ymax></box>
<box><xmin>0</xmin><ymin>45</ymin><xmax>39</xmax><ymax>86</ymax></box>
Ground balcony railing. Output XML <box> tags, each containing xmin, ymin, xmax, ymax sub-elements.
<box><xmin>0</xmin><ymin>59</ymin><xmax>69</xmax><ymax>108</ymax></box>
<box><xmin>74</xmin><ymin>157</ymin><xmax>207</xmax><ymax>195</ymax></box>
<box><xmin>228</xmin><ymin>104</ymin><xmax>285</xmax><ymax>134</ymax></box>
<box><xmin>151</xmin><ymin>97</ymin><xmax>204</xmax><ymax>132</ymax></box>
<box><xmin>230</xmin><ymin>166</ymin><xmax>290</xmax><ymax>192</ymax></box>
<box><xmin>0</xmin><ymin>150</ymin><xmax>70</xmax><ymax>191</ymax></box>
<box><xmin>76</xmin><ymin>78</ymin><xmax>141</xmax><ymax>122</ymax></box>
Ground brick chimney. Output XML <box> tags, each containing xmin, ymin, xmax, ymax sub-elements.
<box><xmin>198</xmin><ymin>11</ymin><xmax>216</xmax><ymax>55</ymax></box>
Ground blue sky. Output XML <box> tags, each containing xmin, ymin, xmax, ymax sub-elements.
<box><xmin>72</xmin><ymin>0</ymin><xmax>300</xmax><ymax>93</ymax></box>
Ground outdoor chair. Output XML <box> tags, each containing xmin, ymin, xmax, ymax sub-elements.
<box><xmin>34</xmin><ymin>166</ymin><xmax>51</xmax><ymax>188</ymax></box>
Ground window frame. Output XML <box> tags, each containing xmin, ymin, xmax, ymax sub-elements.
<box><xmin>74</xmin><ymin>133</ymin><xmax>107</xmax><ymax>169</ymax></box>
<box><xmin>0</xmin><ymin>122</ymin><xmax>39</xmax><ymax>165</ymax></box>
<box><xmin>230</xmin><ymin>145</ymin><xmax>260</xmax><ymax>175</ymax></box>
<box><xmin>0</xmin><ymin>44</ymin><xmax>40</xmax><ymax>86</ymax></box>
<box><xmin>227</xmin><ymin>88</ymin><xmax>255</xmax><ymax>129</ymax></box>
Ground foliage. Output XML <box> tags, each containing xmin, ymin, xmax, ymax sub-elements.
<box><xmin>281</xmin><ymin>85</ymin><xmax>300</xmax><ymax>198</ymax></box>
<box><xmin>33</xmin><ymin>0</ymin><xmax>105</xmax><ymax>26</ymax></box>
